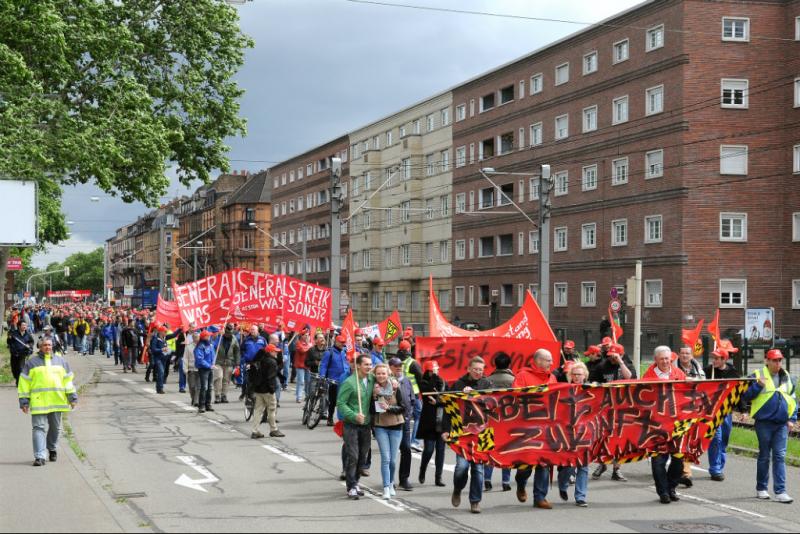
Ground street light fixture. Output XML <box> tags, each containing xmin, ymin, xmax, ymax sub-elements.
<box><xmin>248</xmin><ymin>222</ymin><xmax>305</xmax><ymax>280</ymax></box>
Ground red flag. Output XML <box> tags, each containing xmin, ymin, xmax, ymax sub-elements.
<box><xmin>379</xmin><ymin>311</ymin><xmax>402</xmax><ymax>343</ymax></box>
<box><xmin>707</xmin><ymin>309</ymin><xmax>720</xmax><ymax>349</ymax></box>
<box><xmin>341</xmin><ymin>309</ymin><xmax>356</xmax><ymax>360</ymax></box>
<box><xmin>682</xmin><ymin>319</ymin><xmax>704</xmax><ymax>356</ymax></box>
<box><xmin>608</xmin><ymin>303</ymin><xmax>623</xmax><ymax>343</ymax></box>
<box><xmin>155</xmin><ymin>295</ymin><xmax>182</xmax><ymax>328</ymax></box>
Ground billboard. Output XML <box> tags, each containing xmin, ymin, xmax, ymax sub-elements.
<box><xmin>745</xmin><ymin>307</ymin><xmax>774</xmax><ymax>349</ymax></box>
<box><xmin>0</xmin><ymin>181</ymin><xmax>37</xmax><ymax>246</ymax></box>
<box><xmin>7</xmin><ymin>258</ymin><xmax>23</xmax><ymax>271</ymax></box>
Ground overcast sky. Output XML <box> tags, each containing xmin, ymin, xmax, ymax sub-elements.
<box><xmin>33</xmin><ymin>0</ymin><xmax>642</xmax><ymax>268</ymax></box>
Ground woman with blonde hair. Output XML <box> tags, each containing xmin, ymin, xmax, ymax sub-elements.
<box><xmin>371</xmin><ymin>363</ymin><xmax>407</xmax><ymax>499</ymax></box>
<box><xmin>557</xmin><ymin>361</ymin><xmax>592</xmax><ymax>507</ymax></box>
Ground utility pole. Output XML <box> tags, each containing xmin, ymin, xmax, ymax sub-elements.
<box><xmin>158</xmin><ymin>225</ymin><xmax>166</xmax><ymax>299</ymax></box>
<box><xmin>193</xmin><ymin>246</ymin><xmax>198</xmax><ymax>282</ymax></box>
<box><xmin>330</xmin><ymin>157</ymin><xmax>343</xmax><ymax>324</ymax></box>
<box><xmin>633</xmin><ymin>260</ymin><xmax>643</xmax><ymax>374</ymax></box>
<box><xmin>301</xmin><ymin>223</ymin><xmax>307</xmax><ymax>282</ymax></box>
<box><xmin>538</xmin><ymin>164</ymin><xmax>552</xmax><ymax>320</ymax></box>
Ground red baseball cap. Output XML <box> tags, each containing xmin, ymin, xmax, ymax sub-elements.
<box><xmin>422</xmin><ymin>360</ymin><xmax>439</xmax><ymax>373</ymax></box>
<box><xmin>354</xmin><ymin>328</ymin><xmax>363</xmax><ymax>336</ymax></box>
<box><xmin>398</xmin><ymin>340</ymin><xmax>412</xmax><ymax>351</ymax></box>
<box><xmin>584</xmin><ymin>345</ymin><xmax>601</xmax><ymax>356</ymax></box>
<box><xmin>266</xmin><ymin>344</ymin><xmax>279</xmax><ymax>353</ymax></box>
<box><xmin>606</xmin><ymin>344</ymin><xmax>623</xmax><ymax>356</ymax></box>
<box><xmin>564</xmin><ymin>340</ymin><xmax>575</xmax><ymax>350</ymax></box>
<box><xmin>157</xmin><ymin>326</ymin><xmax>168</xmax><ymax>334</ymax></box>
<box><xmin>199</xmin><ymin>331</ymin><xmax>211</xmax><ymax>340</ymax></box>
<box><xmin>373</xmin><ymin>337</ymin><xmax>385</xmax><ymax>347</ymax></box>
<box><xmin>766</xmin><ymin>349</ymin><xmax>784</xmax><ymax>361</ymax></box>
<box><xmin>335</xmin><ymin>334</ymin><xmax>347</xmax><ymax>344</ymax></box>
<box><xmin>601</xmin><ymin>337</ymin><xmax>613</xmax><ymax>346</ymax></box>
<box><xmin>711</xmin><ymin>348</ymin><xmax>729</xmax><ymax>359</ymax></box>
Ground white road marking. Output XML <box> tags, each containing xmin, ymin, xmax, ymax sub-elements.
<box><xmin>411</xmin><ymin>452</ymin><xmax>455</xmax><ymax>472</ymax></box>
<box><xmin>170</xmin><ymin>401</ymin><xmax>196</xmax><ymax>412</ymax></box>
<box><xmin>676</xmin><ymin>492</ymin><xmax>765</xmax><ymax>519</ymax></box>
<box><xmin>206</xmin><ymin>419</ymin><xmax>238</xmax><ymax>433</ymax></box>
<box><xmin>339</xmin><ymin>482</ymin><xmax>415</xmax><ymax>512</ymax></box>
<box><xmin>175</xmin><ymin>456</ymin><xmax>219</xmax><ymax>493</ymax></box>
<box><xmin>122</xmin><ymin>378</ymin><xmax>135</xmax><ymax>384</ymax></box>
<box><xmin>262</xmin><ymin>445</ymin><xmax>306</xmax><ymax>463</ymax></box>
<box><xmin>104</xmin><ymin>371</ymin><xmax>117</xmax><ymax>376</ymax></box>
<box><xmin>141</xmin><ymin>388</ymin><xmax>156</xmax><ymax>395</ymax></box>
<box><xmin>690</xmin><ymin>465</ymin><xmax>709</xmax><ymax>473</ymax></box>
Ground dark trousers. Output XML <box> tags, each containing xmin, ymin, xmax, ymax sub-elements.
<box><xmin>421</xmin><ymin>438</ymin><xmax>446</xmax><ymax>480</ymax></box>
<box><xmin>398</xmin><ymin>419</ymin><xmax>412</xmax><ymax>483</ymax></box>
<box><xmin>198</xmin><ymin>368</ymin><xmax>213</xmax><ymax>408</ymax></box>
<box><xmin>124</xmin><ymin>347</ymin><xmax>138</xmax><ymax>370</ymax></box>
<box><xmin>343</xmin><ymin>423</ymin><xmax>372</xmax><ymax>491</ymax></box>
<box><xmin>154</xmin><ymin>355</ymin><xmax>168</xmax><ymax>393</ymax></box>
<box><xmin>327</xmin><ymin>383</ymin><xmax>339</xmax><ymax>422</ymax></box>
<box><xmin>10</xmin><ymin>354</ymin><xmax>26</xmax><ymax>385</ymax></box>
<box><xmin>652</xmin><ymin>454</ymin><xmax>683</xmax><ymax>498</ymax></box>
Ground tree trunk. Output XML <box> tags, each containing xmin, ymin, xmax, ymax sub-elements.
<box><xmin>0</xmin><ymin>247</ymin><xmax>9</xmax><ymax>337</ymax></box>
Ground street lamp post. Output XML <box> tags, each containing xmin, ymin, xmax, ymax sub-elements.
<box><xmin>194</xmin><ymin>240</ymin><xmax>203</xmax><ymax>281</ymax></box>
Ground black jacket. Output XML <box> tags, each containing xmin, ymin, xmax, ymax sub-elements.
<box><xmin>417</xmin><ymin>373</ymin><xmax>447</xmax><ymax>441</ymax></box>
<box><xmin>8</xmin><ymin>329</ymin><xmax>34</xmax><ymax>357</ymax></box>
<box><xmin>249</xmin><ymin>350</ymin><xmax>278</xmax><ymax>394</ymax></box>
<box><xmin>704</xmin><ymin>363</ymin><xmax>740</xmax><ymax>379</ymax></box>
<box><xmin>589</xmin><ymin>354</ymin><xmax>637</xmax><ymax>383</ymax></box>
<box><xmin>443</xmin><ymin>373</ymin><xmax>493</xmax><ymax>434</ymax></box>
<box><xmin>305</xmin><ymin>345</ymin><xmax>325</xmax><ymax>373</ymax></box>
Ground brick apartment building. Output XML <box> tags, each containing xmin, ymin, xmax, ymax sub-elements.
<box><xmin>451</xmin><ymin>0</ymin><xmax>800</xmax><ymax>351</ymax></box>
<box><xmin>268</xmin><ymin>137</ymin><xmax>350</xmax><ymax>309</ymax></box>
<box><xmin>219</xmin><ymin>171</ymin><xmax>272</xmax><ymax>273</ymax></box>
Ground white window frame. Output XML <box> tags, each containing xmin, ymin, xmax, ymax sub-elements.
<box><xmin>529</xmin><ymin>177</ymin><xmax>540</xmax><ymax>201</ymax></box>
<box><xmin>555</xmin><ymin>62</ymin><xmax>570</xmax><ymax>86</ymax></box>
<box><xmin>612</xmin><ymin>157</ymin><xmax>629</xmax><ymax>185</ymax></box>
<box><xmin>582</xmin><ymin>105</ymin><xmax>598</xmax><ymax>133</ymax></box>
<box><xmin>793</xmin><ymin>144</ymin><xmax>800</xmax><ymax>173</ymax></box>
<box><xmin>456</xmin><ymin>146</ymin><xmax>466</xmax><ymax>168</ymax></box>
<box><xmin>582</xmin><ymin>164</ymin><xmax>598</xmax><ymax>191</ymax></box>
<box><xmin>793</xmin><ymin>280</ymin><xmax>800</xmax><ymax>310</ymax></box>
<box><xmin>554</xmin><ymin>283</ymin><xmax>568</xmax><ymax>308</ymax></box>
<box><xmin>719</xmin><ymin>279</ymin><xmax>747</xmax><ymax>308</ymax></box>
<box><xmin>441</xmin><ymin>108</ymin><xmax>450</xmax><ymax>126</ymax></box>
<box><xmin>555</xmin><ymin>114</ymin><xmax>569</xmax><ymax>140</ymax></box>
<box><xmin>646</xmin><ymin>24</ymin><xmax>665</xmax><ymax>52</ymax></box>
<box><xmin>581</xmin><ymin>223</ymin><xmax>597</xmax><ymax>249</ymax></box>
<box><xmin>455</xmin><ymin>192</ymin><xmax>466</xmax><ymax>214</ymax></box>
<box><xmin>644</xmin><ymin>215</ymin><xmax>663</xmax><ymax>244</ymax></box>
<box><xmin>646</xmin><ymin>84</ymin><xmax>664</xmax><ymax>116</ymax></box>
<box><xmin>720</xmin><ymin>212</ymin><xmax>748</xmax><ymax>242</ymax></box>
<box><xmin>554</xmin><ymin>171</ymin><xmax>568</xmax><ymax>196</ymax></box>
<box><xmin>645</xmin><ymin>280</ymin><xmax>663</xmax><ymax>308</ymax></box>
<box><xmin>518</xmin><ymin>231</ymin><xmax>525</xmax><ymax>255</ymax></box>
<box><xmin>795</xmin><ymin>78</ymin><xmax>800</xmax><ymax>107</ymax></box>
<box><xmin>455</xmin><ymin>286</ymin><xmax>466</xmax><ymax>307</ymax></box>
<box><xmin>611</xmin><ymin>219</ymin><xmax>628</xmax><ymax>247</ymax></box>
<box><xmin>721</xmin><ymin>78</ymin><xmax>749</xmax><ymax>109</ymax></box>
<box><xmin>554</xmin><ymin>227</ymin><xmax>568</xmax><ymax>252</ymax></box>
<box><xmin>530</xmin><ymin>122</ymin><xmax>543</xmax><ymax>146</ymax></box>
<box><xmin>796</xmin><ymin>17</ymin><xmax>800</xmax><ymax>41</ymax></box>
<box><xmin>613</xmin><ymin>38</ymin><xmax>629</xmax><ymax>64</ymax></box>
<box><xmin>720</xmin><ymin>145</ymin><xmax>748</xmax><ymax>175</ymax></box>
<box><xmin>401</xmin><ymin>244</ymin><xmax>411</xmax><ymax>266</ymax></box>
<box><xmin>583</xmin><ymin>51</ymin><xmax>598</xmax><ymax>75</ymax></box>
<box><xmin>455</xmin><ymin>239</ymin><xmax>466</xmax><ymax>260</ymax></box>
<box><xmin>440</xmin><ymin>240</ymin><xmax>449</xmax><ymax>263</ymax></box>
<box><xmin>529</xmin><ymin>231</ymin><xmax>539</xmax><ymax>254</ymax></box>
<box><xmin>646</xmin><ymin>149</ymin><xmax>664</xmax><ymax>179</ymax></box>
<box><xmin>456</xmin><ymin>104</ymin><xmax>466</xmax><ymax>122</ymax></box>
<box><xmin>722</xmin><ymin>17</ymin><xmax>750</xmax><ymax>42</ymax></box>
<box><xmin>581</xmin><ymin>282</ymin><xmax>597</xmax><ymax>307</ymax></box>
<box><xmin>793</xmin><ymin>212</ymin><xmax>800</xmax><ymax>242</ymax></box>
<box><xmin>612</xmin><ymin>95</ymin><xmax>629</xmax><ymax>125</ymax></box>
<box><xmin>530</xmin><ymin>73</ymin><xmax>543</xmax><ymax>95</ymax></box>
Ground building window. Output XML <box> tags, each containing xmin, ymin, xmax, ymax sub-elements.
<box><xmin>519</xmin><ymin>80</ymin><xmax>525</xmax><ymax>99</ymax></box>
<box><xmin>581</xmin><ymin>223</ymin><xmax>596</xmax><ymax>249</ymax></box>
<box><xmin>412</xmin><ymin>291</ymin><xmax>421</xmax><ymax>312</ymax></box>
<box><xmin>441</xmin><ymin>150</ymin><xmax>450</xmax><ymax>172</ymax></box>
<box><xmin>455</xmin><ymin>239</ymin><xmax>465</xmax><ymax>260</ymax></box>
<box><xmin>646</xmin><ymin>24</ymin><xmax>665</xmax><ymax>52</ymax></box>
<box><xmin>440</xmin><ymin>195</ymin><xmax>450</xmax><ymax>217</ymax></box>
<box><xmin>498</xmin><ymin>183</ymin><xmax>513</xmax><ymax>206</ymax></box>
<box><xmin>499</xmin><ymin>85</ymin><xmax>514</xmax><ymax>105</ymax></box>
<box><xmin>793</xmin><ymin>213</ymin><xmax>800</xmax><ymax>241</ymax></box>
<box><xmin>582</xmin><ymin>164</ymin><xmax>598</xmax><ymax>191</ymax></box>
<box><xmin>455</xmin><ymin>193</ymin><xmax>466</xmax><ymax>214</ymax></box>
<box><xmin>396</xmin><ymin>292</ymin><xmax>406</xmax><ymax>311</ymax></box>
<box><xmin>793</xmin><ymin>144</ymin><xmax>800</xmax><ymax>173</ymax></box>
<box><xmin>351</xmin><ymin>177</ymin><xmax>360</xmax><ymax>196</ymax></box>
<box><xmin>456</xmin><ymin>104</ymin><xmax>466</xmax><ymax>121</ymax></box>
<box><xmin>425</xmin><ymin>243</ymin><xmax>434</xmax><ymax>264</ymax></box>
<box><xmin>554</xmin><ymin>171</ymin><xmax>569</xmax><ymax>196</ymax></box>
<box><xmin>479</xmin><ymin>187</ymin><xmax>495</xmax><ymax>209</ymax></box>
<box><xmin>401</xmin><ymin>244</ymin><xmax>410</xmax><ymax>265</ymax></box>
<box><xmin>554</xmin><ymin>227</ymin><xmax>568</xmax><ymax>252</ymax></box>
<box><xmin>469</xmin><ymin>191</ymin><xmax>475</xmax><ymax>212</ymax></box>
<box><xmin>554</xmin><ymin>283</ymin><xmax>568</xmax><ymax>307</ymax></box>
<box><xmin>455</xmin><ymin>286</ymin><xmax>466</xmax><ymax>307</ymax></box>
<box><xmin>720</xmin><ymin>212</ymin><xmax>747</xmax><ymax>241</ymax></box>
<box><xmin>612</xmin><ymin>219</ymin><xmax>628</xmax><ymax>246</ymax></box>
<box><xmin>645</xmin><ymin>215</ymin><xmax>663</xmax><ymax>243</ymax></box>
<box><xmin>612</xmin><ymin>157</ymin><xmax>629</xmax><ymax>185</ymax></box>
<box><xmin>467</xmin><ymin>286</ymin><xmax>473</xmax><ymax>307</ymax></box>
<box><xmin>384</xmin><ymin>248</ymin><xmax>392</xmax><ymax>268</ymax></box>
<box><xmin>372</xmin><ymin>292</ymin><xmax>381</xmax><ymax>311</ymax></box>
<box><xmin>426</xmin><ymin>114</ymin><xmax>435</xmax><ymax>132</ymax></box>
<box><xmin>646</xmin><ymin>149</ymin><xmax>664</xmax><ymax>179</ymax></box>
<box><xmin>426</xmin><ymin>153</ymin><xmax>435</xmax><ymax>176</ymax></box>
<box><xmin>529</xmin><ymin>231</ymin><xmax>539</xmax><ymax>254</ymax></box>
<box><xmin>479</xmin><ymin>285</ymin><xmax>491</xmax><ymax>306</ymax></box>
<box><xmin>583</xmin><ymin>51</ymin><xmax>598</xmax><ymax>75</ymax></box>
<box><xmin>796</xmin><ymin>78</ymin><xmax>800</xmax><ymax>107</ymax></box>
<box><xmin>529</xmin><ymin>177</ymin><xmax>540</xmax><ymax>200</ymax></box>
<box><xmin>479</xmin><ymin>236</ymin><xmax>494</xmax><ymax>257</ymax></box>
<box><xmin>501</xmin><ymin>284</ymin><xmax>513</xmax><ymax>307</ymax></box>
<box><xmin>499</xmin><ymin>132</ymin><xmax>514</xmax><ymax>154</ymax></box>
<box><xmin>468</xmin><ymin>238</ymin><xmax>474</xmax><ymax>259</ymax></box>
<box><xmin>796</xmin><ymin>16</ymin><xmax>800</xmax><ymax>40</ymax></box>
<box><xmin>581</xmin><ymin>282</ymin><xmax>597</xmax><ymax>307</ymax></box>
<box><xmin>441</xmin><ymin>107</ymin><xmax>450</xmax><ymax>126</ymax></box>
<box><xmin>793</xmin><ymin>280</ymin><xmax>800</xmax><ymax>309</ymax></box>
<box><xmin>528</xmin><ymin>284</ymin><xmax>539</xmax><ymax>301</ymax></box>
<box><xmin>518</xmin><ymin>128</ymin><xmax>525</xmax><ymax>150</ymax></box>
<box><xmin>722</xmin><ymin>17</ymin><xmax>749</xmax><ymax>42</ymax></box>
<box><xmin>721</xmin><ymin>79</ymin><xmax>748</xmax><ymax>108</ymax></box>
<box><xmin>402</xmin><ymin>158</ymin><xmax>411</xmax><ymax>180</ymax></box>
<box><xmin>480</xmin><ymin>93</ymin><xmax>495</xmax><ymax>112</ymax></box>
<box><xmin>555</xmin><ymin>114</ymin><xmax>569</xmax><ymax>140</ymax></box>
<box><xmin>646</xmin><ymin>85</ymin><xmax>664</xmax><ymax>115</ymax></box>
<box><xmin>386</xmin><ymin>130</ymin><xmax>393</xmax><ymax>146</ymax></box>
<box><xmin>530</xmin><ymin>73</ymin><xmax>543</xmax><ymax>95</ymax></box>
<box><xmin>582</xmin><ymin>105</ymin><xmax>598</xmax><ymax>133</ymax></box>
<box><xmin>645</xmin><ymin>280</ymin><xmax>663</xmax><ymax>307</ymax></box>
<box><xmin>497</xmin><ymin>234</ymin><xmax>513</xmax><ymax>256</ymax></box>
<box><xmin>720</xmin><ymin>145</ymin><xmax>748</xmax><ymax>175</ymax></box>
<box><xmin>456</xmin><ymin>146</ymin><xmax>466</xmax><ymax>168</ymax></box>
<box><xmin>555</xmin><ymin>63</ymin><xmax>570</xmax><ymax>85</ymax></box>
<box><xmin>401</xmin><ymin>201</ymin><xmax>411</xmax><ymax>223</ymax></box>
<box><xmin>530</xmin><ymin>122</ymin><xmax>543</xmax><ymax>146</ymax></box>
<box><xmin>518</xmin><ymin>231</ymin><xmax>525</xmax><ymax>255</ymax></box>
<box><xmin>720</xmin><ymin>279</ymin><xmax>746</xmax><ymax>308</ymax></box>
<box><xmin>518</xmin><ymin>283</ymin><xmax>525</xmax><ymax>307</ymax></box>
<box><xmin>480</xmin><ymin>138</ymin><xmax>494</xmax><ymax>160</ymax></box>
<box><xmin>413</xmin><ymin>119</ymin><xmax>421</xmax><ymax>134</ymax></box>
<box><xmin>613</xmin><ymin>95</ymin><xmax>629</xmax><ymax>124</ymax></box>
<box><xmin>518</xmin><ymin>179</ymin><xmax>525</xmax><ymax>203</ymax></box>
<box><xmin>613</xmin><ymin>39</ymin><xmax>629</xmax><ymax>63</ymax></box>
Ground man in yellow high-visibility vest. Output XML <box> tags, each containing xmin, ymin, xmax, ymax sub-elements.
<box><xmin>17</xmin><ymin>338</ymin><xmax>78</xmax><ymax>466</ymax></box>
<box><xmin>743</xmin><ymin>349</ymin><xmax>797</xmax><ymax>504</ymax></box>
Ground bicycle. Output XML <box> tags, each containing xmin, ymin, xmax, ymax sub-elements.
<box><xmin>303</xmin><ymin>373</ymin><xmax>337</xmax><ymax>429</ymax></box>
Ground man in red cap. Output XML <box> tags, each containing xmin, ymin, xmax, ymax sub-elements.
<box><xmin>554</xmin><ymin>340</ymin><xmax>578</xmax><ymax>382</ymax></box>
<box><xmin>319</xmin><ymin>334</ymin><xmax>349</xmax><ymax>425</ymax></box>
<box><xmin>705</xmin><ymin>347</ymin><xmax>739</xmax><ymax>481</ymax></box>
<box><xmin>370</xmin><ymin>337</ymin><xmax>386</xmax><ymax>366</ymax></box>
<box><xmin>249</xmin><ymin>344</ymin><xmax>284</xmax><ymax>438</ymax></box>
<box><xmin>149</xmin><ymin>326</ymin><xmax>170</xmax><ymax>394</ymax></box>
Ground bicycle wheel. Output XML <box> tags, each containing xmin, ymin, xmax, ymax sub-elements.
<box><xmin>307</xmin><ymin>390</ymin><xmax>326</xmax><ymax>429</ymax></box>
<box><xmin>301</xmin><ymin>393</ymin><xmax>314</xmax><ymax>426</ymax></box>
<box><xmin>243</xmin><ymin>395</ymin><xmax>254</xmax><ymax>422</ymax></box>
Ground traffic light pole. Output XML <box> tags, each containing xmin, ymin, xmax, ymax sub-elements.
<box><xmin>538</xmin><ymin>164</ymin><xmax>552</xmax><ymax>321</ymax></box>
<box><xmin>330</xmin><ymin>157</ymin><xmax>343</xmax><ymax>324</ymax></box>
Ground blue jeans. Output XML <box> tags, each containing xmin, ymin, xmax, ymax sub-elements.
<box><xmin>154</xmin><ymin>355</ymin><xmax>168</xmax><ymax>393</ymax></box>
<box><xmin>104</xmin><ymin>341</ymin><xmax>114</xmax><ymax>359</ymax></box>
<box><xmin>198</xmin><ymin>368</ymin><xmax>213</xmax><ymax>407</ymax></box>
<box><xmin>453</xmin><ymin>455</ymin><xmax>484</xmax><ymax>504</ymax></box>
<box><xmin>755</xmin><ymin>420</ymin><xmax>788</xmax><ymax>494</ymax></box>
<box><xmin>558</xmin><ymin>466</ymin><xmax>589</xmax><ymax>502</ymax></box>
<box><xmin>516</xmin><ymin>466</ymin><xmax>550</xmax><ymax>502</ymax></box>
<box><xmin>79</xmin><ymin>335</ymin><xmax>88</xmax><ymax>353</ymax></box>
<box><xmin>708</xmin><ymin>414</ymin><xmax>733</xmax><ymax>476</ymax></box>
<box><xmin>374</xmin><ymin>426</ymin><xmax>403</xmax><ymax>488</ymax></box>
<box><xmin>274</xmin><ymin>378</ymin><xmax>282</xmax><ymax>402</ymax></box>
<box><xmin>31</xmin><ymin>412</ymin><xmax>62</xmax><ymax>460</ymax></box>
<box><xmin>484</xmin><ymin>465</ymin><xmax>511</xmax><ymax>485</ymax></box>
<box><xmin>412</xmin><ymin>397</ymin><xmax>422</xmax><ymax>445</ymax></box>
<box><xmin>296</xmin><ymin>369</ymin><xmax>308</xmax><ymax>401</ymax></box>
<box><xmin>177</xmin><ymin>358</ymin><xmax>187</xmax><ymax>391</ymax></box>
<box><xmin>282</xmin><ymin>355</ymin><xmax>290</xmax><ymax>388</ymax></box>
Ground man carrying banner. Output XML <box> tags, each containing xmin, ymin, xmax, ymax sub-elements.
<box><xmin>484</xmin><ymin>352</ymin><xmax>514</xmax><ymax>492</ymax></box>
<box><xmin>249</xmin><ymin>344</ymin><xmax>284</xmax><ymax>439</ymax></box>
<box><xmin>743</xmin><ymin>349</ymin><xmax>796</xmax><ymax>503</ymax></box>
<box><xmin>643</xmin><ymin>346</ymin><xmax>687</xmax><ymax>504</ymax></box>
<box><xmin>320</xmin><ymin>335</ymin><xmax>349</xmax><ymax>426</ymax></box>
<box><xmin>446</xmin><ymin>356</ymin><xmax>492</xmax><ymax>514</ymax></box>
<box><xmin>705</xmin><ymin>347</ymin><xmax>739</xmax><ymax>481</ymax></box>
<box><xmin>512</xmin><ymin>349</ymin><xmax>557</xmax><ymax>509</ymax></box>
<box><xmin>239</xmin><ymin>325</ymin><xmax>267</xmax><ymax>400</ymax></box>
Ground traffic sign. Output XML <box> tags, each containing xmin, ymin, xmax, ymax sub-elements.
<box><xmin>610</xmin><ymin>298</ymin><xmax>622</xmax><ymax>313</ymax></box>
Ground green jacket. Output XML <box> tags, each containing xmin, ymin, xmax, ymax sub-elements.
<box><xmin>337</xmin><ymin>372</ymin><xmax>375</xmax><ymax>426</ymax></box>
<box><xmin>217</xmin><ymin>335</ymin><xmax>241</xmax><ymax>367</ymax></box>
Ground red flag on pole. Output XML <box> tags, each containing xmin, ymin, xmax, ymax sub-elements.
<box><xmin>707</xmin><ymin>309</ymin><xmax>720</xmax><ymax>350</ymax></box>
<box><xmin>608</xmin><ymin>303</ymin><xmax>623</xmax><ymax>343</ymax></box>
<box><xmin>379</xmin><ymin>311</ymin><xmax>402</xmax><ymax>343</ymax></box>
<box><xmin>341</xmin><ymin>309</ymin><xmax>356</xmax><ymax>360</ymax></box>
<box><xmin>682</xmin><ymin>319</ymin><xmax>705</xmax><ymax>356</ymax></box>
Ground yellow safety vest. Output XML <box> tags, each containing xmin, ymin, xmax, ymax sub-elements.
<box><xmin>751</xmin><ymin>367</ymin><xmax>797</xmax><ymax>419</ymax></box>
<box><xmin>18</xmin><ymin>353</ymin><xmax>77</xmax><ymax>415</ymax></box>
<box><xmin>166</xmin><ymin>330</ymin><xmax>177</xmax><ymax>353</ymax></box>
<box><xmin>402</xmin><ymin>357</ymin><xmax>420</xmax><ymax>395</ymax></box>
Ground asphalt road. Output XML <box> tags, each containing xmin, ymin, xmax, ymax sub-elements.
<box><xmin>19</xmin><ymin>355</ymin><xmax>800</xmax><ymax>533</ymax></box>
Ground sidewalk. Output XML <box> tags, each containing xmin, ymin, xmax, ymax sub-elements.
<box><xmin>0</xmin><ymin>353</ymin><xmax>137</xmax><ymax>533</ymax></box>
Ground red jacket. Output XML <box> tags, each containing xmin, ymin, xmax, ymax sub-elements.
<box><xmin>513</xmin><ymin>366</ymin><xmax>557</xmax><ymax>388</ymax></box>
<box><xmin>642</xmin><ymin>364</ymin><xmax>687</xmax><ymax>381</ymax></box>
<box><xmin>293</xmin><ymin>341</ymin><xmax>312</xmax><ymax>370</ymax></box>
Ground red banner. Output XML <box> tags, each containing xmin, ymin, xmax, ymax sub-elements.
<box><xmin>231</xmin><ymin>269</ymin><xmax>284</xmax><ymax>330</ymax></box>
<box><xmin>341</xmin><ymin>309</ymin><xmax>356</xmax><ymax>360</ymax></box>
<box><xmin>441</xmin><ymin>379</ymin><xmax>750</xmax><ymax>468</ymax></box>
<box><xmin>416</xmin><ymin>336</ymin><xmax>562</xmax><ymax>384</ymax></box>
<box><xmin>7</xmin><ymin>258</ymin><xmax>22</xmax><ymax>271</ymax></box>
<box><xmin>46</xmin><ymin>290</ymin><xmax>92</xmax><ymax>299</ymax></box>
<box><xmin>155</xmin><ymin>296</ymin><xmax>182</xmax><ymax>328</ymax></box>
<box><xmin>172</xmin><ymin>270</ymin><xmax>239</xmax><ymax>328</ymax></box>
<box><xmin>282</xmin><ymin>276</ymin><xmax>332</xmax><ymax>331</ymax></box>
<box><xmin>379</xmin><ymin>310</ymin><xmax>402</xmax><ymax>343</ymax></box>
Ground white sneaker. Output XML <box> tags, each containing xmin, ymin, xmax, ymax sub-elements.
<box><xmin>774</xmin><ymin>493</ymin><xmax>793</xmax><ymax>504</ymax></box>
<box><xmin>389</xmin><ymin>484</ymin><xmax>396</xmax><ymax>497</ymax></box>
<box><xmin>757</xmin><ymin>490</ymin><xmax>770</xmax><ymax>500</ymax></box>
<box><xmin>382</xmin><ymin>486</ymin><xmax>392</xmax><ymax>500</ymax></box>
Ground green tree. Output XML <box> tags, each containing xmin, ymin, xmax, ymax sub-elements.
<box><xmin>0</xmin><ymin>0</ymin><xmax>253</xmax><ymax>323</ymax></box>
